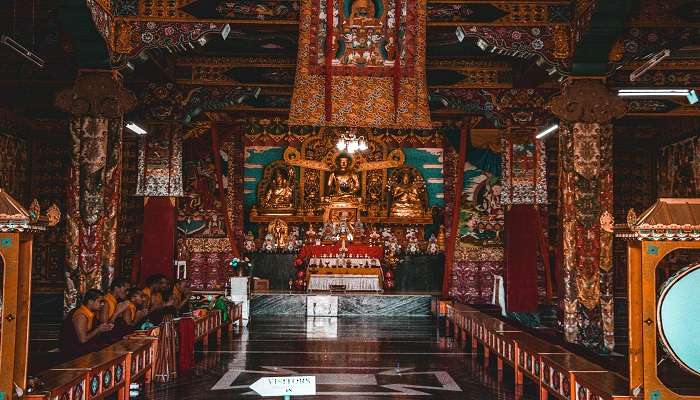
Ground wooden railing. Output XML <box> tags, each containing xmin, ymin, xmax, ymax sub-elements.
<box><xmin>24</xmin><ymin>302</ymin><xmax>244</xmax><ymax>400</ymax></box>
<box><xmin>446</xmin><ymin>303</ymin><xmax>632</xmax><ymax>400</ymax></box>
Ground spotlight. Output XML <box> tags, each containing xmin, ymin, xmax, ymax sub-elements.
<box><xmin>630</xmin><ymin>49</ymin><xmax>670</xmax><ymax>82</ymax></box>
<box><xmin>222</xmin><ymin>24</ymin><xmax>231</xmax><ymax>40</ymax></box>
<box><xmin>455</xmin><ymin>26</ymin><xmax>465</xmax><ymax>43</ymax></box>
<box><xmin>125</xmin><ymin>122</ymin><xmax>147</xmax><ymax>135</ymax></box>
<box><xmin>617</xmin><ymin>88</ymin><xmax>691</xmax><ymax>97</ymax></box>
<box><xmin>687</xmin><ymin>89</ymin><xmax>698</xmax><ymax>105</ymax></box>
<box><xmin>1</xmin><ymin>35</ymin><xmax>45</xmax><ymax>68</ymax></box>
<box><xmin>536</xmin><ymin>124</ymin><xmax>559</xmax><ymax>139</ymax></box>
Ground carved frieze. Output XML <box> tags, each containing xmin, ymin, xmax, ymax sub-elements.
<box><xmin>548</xmin><ymin>79</ymin><xmax>626</xmax><ymax>123</ymax></box>
<box><xmin>55</xmin><ymin>71</ymin><xmax>136</xmax><ymax>118</ymax></box>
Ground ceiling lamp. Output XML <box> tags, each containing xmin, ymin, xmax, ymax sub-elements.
<box><xmin>335</xmin><ymin>130</ymin><xmax>368</xmax><ymax>154</ymax></box>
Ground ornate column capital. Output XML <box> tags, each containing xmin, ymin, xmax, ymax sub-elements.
<box><xmin>548</xmin><ymin>78</ymin><xmax>626</xmax><ymax>123</ymax></box>
<box><xmin>55</xmin><ymin>70</ymin><xmax>136</xmax><ymax>118</ymax></box>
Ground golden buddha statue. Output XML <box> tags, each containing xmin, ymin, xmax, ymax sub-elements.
<box><xmin>326</xmin><ymin>155</ymin><xmax>360</xmax><ymax>202</ymax></box>
<box><xmin>390</xmin><ymin>172</ymin><xmax>425</xmax><ymax>217</ymax></box>
<box><xmin>260</xmin><ymin>168</ymin><xmax>294</xmax><ymax>210</ymax></box>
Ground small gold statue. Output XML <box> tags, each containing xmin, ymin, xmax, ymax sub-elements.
<box><xmin>268</xmin><ymin>219</ymin><xmax>289</xmax><ymax>249</ymax></box>
<box><xmin>390</xmin><ymin>170</ymin><xmax>425</xmax><ymax>217</ymax></box>
<box><xmin>260</xmin><ymin>167</ymin><xmax>295</xmax><ymax>210</ymax></box>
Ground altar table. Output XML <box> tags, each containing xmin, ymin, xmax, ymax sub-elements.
<box><xmin>309</xmin><ymin>274</ymin><xmax>382</xmax><ymax>292</ymax></box>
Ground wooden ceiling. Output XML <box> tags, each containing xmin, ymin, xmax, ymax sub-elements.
<box><xmin>2</xmin><ymin>0</ymin><xmax>700</xmax><ymax>123</ymax></box>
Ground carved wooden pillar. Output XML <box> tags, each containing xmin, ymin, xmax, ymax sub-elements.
<box><xmin>55</xmin><ymin>70</ymin><xmax>136</xmax><ymax>311</ymax></box>
<box><xmin>548</xmin><ymin>79</ymin><xmax>626</xmax><ymax>351</ymax></box>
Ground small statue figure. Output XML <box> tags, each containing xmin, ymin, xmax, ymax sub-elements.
<box><xmin>390</xmin><ymin>171</ymin><xmax>426</xmax><ymax>217</ymax></box>
<box><xmin>437</xmin><ymin>224</ymin><xmax>446</xmax><ymax>250</ymax></box>
<box><xmin>368</xmin><ymin>226</ymin><xmax>381</xmax><ymax>246</ymax></box>
<box><xmin>260</xmin><ymin>168</ymin><xmax>295</xmax><ymax>210</ymax></box>
<box><xmin>305</xmin><ymin>224</ymin><xmax>317</xmax><ymax>244</ymax></box>
<box><xmin>426</xmin><ymin>234</ymin><xmax>439</xmax><ymax>255</ymax></box>
<box><xmin>243</xmin><ymin>231</ymin><xmax>257</xmax><ymax>253</ymax></box>
<box><xmin>268</xmin><ymin>219</ymin><xmax>289</xmax><ymax>250</ymax></box>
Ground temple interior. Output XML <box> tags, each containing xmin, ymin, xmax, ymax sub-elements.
<box><xmin>1</xmin><ymin>0</ymin><xmax>700</xmax><ymax>399</ymax></box>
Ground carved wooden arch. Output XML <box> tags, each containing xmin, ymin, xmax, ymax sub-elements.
<box><xmin>283</xmin><ymin>132</ymin><xmax>406</xmax><ymax>210</ymax></box>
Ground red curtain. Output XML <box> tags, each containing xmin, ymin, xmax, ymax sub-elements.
<box><xmin>504</xmin><ymin>205</ymin><xmax>540</xmax><ymax>312</ymax></box>
<box><xmin>139</xmin><ymin>197</ymin><xmax>176</xmax><ymax>284</ymax></box>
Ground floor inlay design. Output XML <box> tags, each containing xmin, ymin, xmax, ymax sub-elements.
<box><xmin>212</xmin><ymin>366</ymin><xmax>462</xmax><ymax>396</ymax></box>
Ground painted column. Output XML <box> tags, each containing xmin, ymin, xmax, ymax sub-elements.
<box><xmin>55</xmin><ymin>70</ymin><xmax>136</xmax><ymax>311</ymax></box>
<box><xmin>548</xmin><ymin>78</ymin><xmax>626</xmax><ymax>351</ymax></box>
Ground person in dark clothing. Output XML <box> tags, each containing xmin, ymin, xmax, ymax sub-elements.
<box><xmin>59</xmin><ymin>289</ymin><xmax>114</xmax><ymax>360</ymax></box>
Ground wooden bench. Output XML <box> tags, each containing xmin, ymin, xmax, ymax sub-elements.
<box><xmin>540</xmin><ymin>353</ymin><xmax>607</xmax><ymax>400</ymax></box>
<box><xmin>49</xmin><ymin>351</ymin><xmax>131</xmax><ymax>400</ymax></box>
<box><xmin>514</xmin><ymin>334</ymin><xmax>567</xmax><ymax>388</ymax></box>
<box><xmin>574</xmin><ymin>371</ymin><xmax>632</xmax><ymax>400</ymax></box>
<box><xmin>24</xmin><ymin>369</ymin><xmax>87</xmax><ymax>400</ymax></box>
<box><xmin>101</xmin><ymin>339</ymin><xmax>155</xmax><ymax>384</ymax></box>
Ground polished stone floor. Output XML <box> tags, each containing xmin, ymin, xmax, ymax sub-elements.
<box><xmin>143</xmin><ymin>316</ymin><xmax>540</xmax><ymax>399</ymax></box>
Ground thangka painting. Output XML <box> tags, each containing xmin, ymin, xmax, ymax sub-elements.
<box><xmin>458</xmin><ymin>148</ymin><xmax>504</xmax><ymax>245</ymax></box>
<box><xmin>658</xmin><ymin>135</ymin><xmax>700</xmax><ymax>197</ymax></box>
<box><xmin>135</xmin><ymin>123</ymin><xmax>183</xmax><ymax>197</ymax></box>
<box><xmin>501</xmin><ymin>138</ymin><xmax>547</xmax><ymax>205</ymax></box>
<box><xmin>289</xmin><ymin>0</ymin><xmax>431</xmax><ymax>128</ymax></box>
<box><xmin>177</xmin><ymin>132</ymin><xmax>230</xmax><ymax>238</ymax></box>
<box><xmin>402</xmin><ymin>148</ymin><xmax>444</xmax><ymax>208</ymax></box>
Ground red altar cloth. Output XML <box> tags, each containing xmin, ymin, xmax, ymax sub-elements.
<box><xmin>298</xmin><ymin>243</ymin><xmax>384</xmax><ymax>259</ymax></box>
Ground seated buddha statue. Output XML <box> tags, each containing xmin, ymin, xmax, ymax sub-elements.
<box><xmin>260</xmin><ymin>169</ymin><xmax>294</xmax><ymax>210</ymax></box>
<box><xmin>326</xmin><ymin>155</ymin><xmax>361</xmax><ymax>203</ymax></box>
<box><xmin>390</xmin><ymin>172</ymin><xmax>425</xmax><ymax>217</ymax></box>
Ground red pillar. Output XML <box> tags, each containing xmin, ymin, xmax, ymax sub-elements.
<box><xmin>139</xmin><ymin>197</ymin><xmax>176</xmax><ymax>284</ymax></box>
<box><xmin>442</xmin><ymin>122</ymin><xmax>469</xmax><ymax>296</ymax></box>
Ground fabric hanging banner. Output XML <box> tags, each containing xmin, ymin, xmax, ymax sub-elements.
<box><xmin>136</xmin><ymin>123</ymin><xmax>183</xmax><ymax>197</ymax></box>
<box><xmin>504</xmin><ymin>204</ymin><xmax>539</xmax><ymax>312</ymax></box>
<box><xmin>289</xmin><ymin>0</ymin><xmax>431</xmax><ymax>128</ymax></box>
<box><xmin>501</xmin><ymin>137</ymin><xmax>547</xmax><ymax>205</ymax></box>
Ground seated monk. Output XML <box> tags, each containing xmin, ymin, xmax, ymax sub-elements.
<box><xmin>100</xmin><ymin>277</ymin><xmax>131</xmax><ymax>324</ymax></box>
<box><xmin>122</xmin><ymin>288</ymin><xmax>149</xmax><ymax>328</ymax></box>
<box><xmin>143</xmin><ymin>274</ymin><xmax>175</xmax><ymax>324</ymax></box>
<box><xmin>172</xmin><ymin>279</ymin><xmax>192</xmax><ymax>313</ymax></box>
<box><xmin>59</xmin><ymin>289</ymin><xmax>114</xmax><ymax>359</ymax></box>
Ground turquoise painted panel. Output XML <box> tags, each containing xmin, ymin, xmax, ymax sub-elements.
<box><xmin>402</xmin><ymin>147</ymin><xmax>444</xmax><ymax>207</ymax></box>
<box><xmin>243</xmin><ymin>146</ymin><xmax>285</xmax><ymax>210</ymax></box>
<box><xmin>659</xmin><ymin>266</ymin><xmax>700</xmax><ymax>375</ymax></box>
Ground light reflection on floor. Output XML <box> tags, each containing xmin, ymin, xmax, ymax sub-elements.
<box><xmin>142</xmin><ymin>316</ymin><xmax>540</xmax><ymax>399</ymax></box>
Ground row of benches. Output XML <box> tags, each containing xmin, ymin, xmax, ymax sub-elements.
<box><xmin>25</xmin><ymin>304</ymin><xmax>243</xmax><ymax>400</ymax></box>
<box><xmin>446</xmin><ymin>303</ymin><xmax>631</xmax><ymax>400</ymax></box>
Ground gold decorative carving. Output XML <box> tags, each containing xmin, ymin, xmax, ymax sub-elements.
<box><xmin>553</xmin><ymin>25</ymin><xmax>571</xmax><ymax>59</ymax></box>
<box><xmin>608</xmin><ymin>38</ymin><xmax>624</xmax><ymax>62</ymax></box>
<box><xmin>626</xmin><ymin>208</ymin><xmax>638</xmax><ymax>228</ymax></box>
<box><xmin>115</xmin><ymin>20</ymin><xmax>134</xmax><ymax>54</ymax></box>
<box><xmin>28</xmin><ymin>199</ymin><xmax>40</xmax><ymax>223</ymax></box>
<box><xmin>600</xmin><ymin>211</ymin><xmax>614</xmax><ymax>233</ymax></box>
<box><xmin>186</xmin><ymin>238</ymin><xmax>231</xmax><ymax>253</ymax></box>
<box><xmin>46</xmin><ymin>204</ymin><xmax>61</xmax><ymax>227</ymax></box>
<box><xmin>548</xmin><ymin>79</ymin><xmax>626</xmax><ymax>123</ymax></box>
